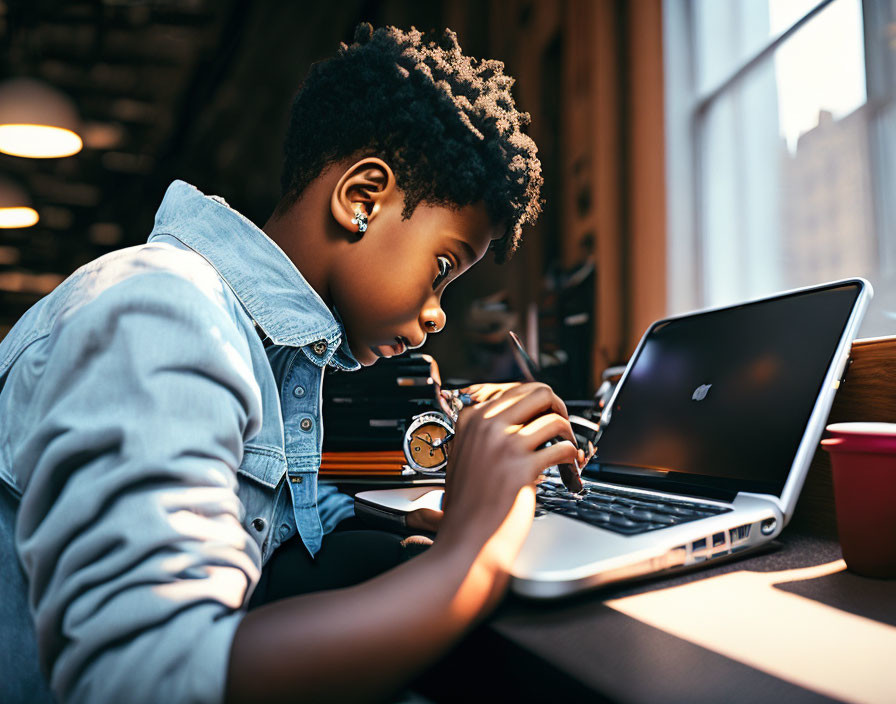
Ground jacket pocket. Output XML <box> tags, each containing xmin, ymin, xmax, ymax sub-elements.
<box><xmin>238</xmin><ymin>444</ymin><xmax>286</xmax><ymax>489</ymax></box>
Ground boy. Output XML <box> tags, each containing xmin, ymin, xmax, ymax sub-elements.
<box><xmin>0</xmin><ymin>24</ymin><xmax>579</xmax><ymax>703</ymax></box>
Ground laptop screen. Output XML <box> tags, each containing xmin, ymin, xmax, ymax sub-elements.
<box><xmin>589</xmin><ymin>281</ymin><xmax>863</xmax><ymax>498</ymax></box>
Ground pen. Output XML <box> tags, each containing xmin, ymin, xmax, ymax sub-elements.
<box><xmin>508</xmin><ymin>331</ymin><xmax>584</xmax><ymax>493</ymax></box>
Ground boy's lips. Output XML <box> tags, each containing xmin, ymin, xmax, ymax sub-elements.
<box><xmin>373</xmin><ymin>337</ymin><xmax>407</xmax><ymax>358</ymax></box>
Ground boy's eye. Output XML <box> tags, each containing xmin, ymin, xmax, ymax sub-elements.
<box><xmin>433</xmin><ymin>255</ymin><xmax>454</xmax><ymax>289</ymax></box>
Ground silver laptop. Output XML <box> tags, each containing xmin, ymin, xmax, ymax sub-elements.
<box><xmin>357</xmin><ymin>279</ymin><xmax>871</xmax><ymax>599</ymax></box>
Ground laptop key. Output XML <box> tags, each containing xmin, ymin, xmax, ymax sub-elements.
<box><xmin>615</xmin><ymin>497</ymin><xmax>661</xmax><ymax>510</ymax></box>
<box><xmin>643</xmin><ymin>512</ymin><xmax>679</xmax><ymax>525</ymax></box>
<box><xmin>654</xmin><ymin>504</ymin><xmax>699</xmax><ymax>517</ymax></box>
<box><xmin>576</xmin><ymin>504</ymin><xmax>613</xmax><ymax>523</ymax></box>
<box><xmin>540</xmin><ymin>497</ymin><xmax>579</xmax><ymax>511</ymax></box>
<box><xmin>625</xmin><ymin>508</ymin><xmax>671</xmax><ymax>523</ymax></box>
<box><xmin>586</xmin><ymin>491</ymin><xmax>624</xmax><ymax>504</ymax></box>
<box><xmin>605</xmin><ymin>504</ymin><xmax>643</xmax><ymax>518</ymax></box>
<box><xmin>579</xmin><ymin>499</ymin><xmax>616</xmax><ymax>512</ymax></box>
<box><xmin>607</xmin><ymin>522</ymin><xmax>646</xmax><ymax>535</ymax></box>
<box><xmin>608</xmin><ymin>514</ymin><xmax>641</xmax><ymax>529</ymax></box>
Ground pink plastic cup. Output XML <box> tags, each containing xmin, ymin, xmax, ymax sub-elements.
<box><xmin>821</xmin><ymin>422</ymin><xmax>896</xmax><ymax>578</ymax></box>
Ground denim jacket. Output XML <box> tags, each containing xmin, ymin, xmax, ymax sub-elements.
<box><xmin>0</xmin><ymin>180</ymin><xmax>360</xmax><ymax>704</ymax></box>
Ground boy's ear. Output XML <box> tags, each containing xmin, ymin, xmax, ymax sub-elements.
<box><xmin>330</xmin><ymin>157</ymin><xmax>396</xmax><ymax>235</ymax></box>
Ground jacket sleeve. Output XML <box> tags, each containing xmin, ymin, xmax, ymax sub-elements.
<box><xmin>316</xmin><ymin>483</ymin><xmax>355</xmax><ymax>534</ymax></box>
<box><xmin>12</xmin><ymin>272</ymin><xmax>264</xmax><ymax>704</ymax></box>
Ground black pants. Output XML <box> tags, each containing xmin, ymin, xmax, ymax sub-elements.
<box><xmin>248</xmin><ymin>520</ymin><xmax>427</xmax><ymax>607</ymax></box>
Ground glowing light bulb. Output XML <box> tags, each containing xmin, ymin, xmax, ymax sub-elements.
<box><xmin>0</xmin><ymin>124</ymin><xmax>83</xmax><ymax>158</ymax></box>
<box><xmin>0</xmin><ymin>79</ymin><xmax>83</xmax><ymax>159</ymax></box>
<box><xmin>0</xmin><ymin>207</ymin><xmax>39</xmax><ymax>228</ymax></box>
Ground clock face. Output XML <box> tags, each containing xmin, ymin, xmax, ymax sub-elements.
<box><xmin>406</xmin><ymin>420</ymin><xmax>450</xmax><ymax>470</ymax></box>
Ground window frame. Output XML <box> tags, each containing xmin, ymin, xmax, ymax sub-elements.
<box><xmin>663</xmin><ymin>0</ymin><xmax>887</xmax><ymax>318</ymax></box>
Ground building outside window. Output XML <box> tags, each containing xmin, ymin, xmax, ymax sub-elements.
<box><xmin>664</xmin><ymin>0</ymin><xmax>896</xmax><ymax>336</ymax></box>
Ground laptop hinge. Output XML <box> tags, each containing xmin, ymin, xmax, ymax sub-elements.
<box><xmin>587</xmin><ymin>465</ymin><xmax>738</xmax><ymax>503</ymax></box>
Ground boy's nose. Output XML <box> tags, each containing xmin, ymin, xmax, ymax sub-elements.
<box><xmin>419</xmin><ymin>303</ymin><xmax>446</xmax><ymax>335</ymax></box>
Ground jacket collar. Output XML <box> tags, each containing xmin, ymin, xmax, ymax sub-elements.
<box><xmin>148</xmin><ymin>180</ymin><xmax>360</xmax><ymax>370</ymax></box>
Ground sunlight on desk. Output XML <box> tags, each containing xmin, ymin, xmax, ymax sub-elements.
<box><xmin>605</xmin><ymin>560</ymin><xmax>895</xmax><ymax>704</ymax></box>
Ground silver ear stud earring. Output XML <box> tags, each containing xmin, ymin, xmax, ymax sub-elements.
<box><xmin>351</xmin><ymin>208</ymin><xmax>368</xmax><ymax>233</ymax></box>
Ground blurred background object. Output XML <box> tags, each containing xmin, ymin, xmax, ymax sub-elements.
<box><xmin>0</xmin><ymin>77</ymin><xmax>83</xmax><ymax>158</ymax></box>
<box><xmin>4</xmin><ymin>0</ymin><xmax>893</xmax><ymax>400</ymax></box>
<box><xmin>0</xmin><ymin>0</ymin><xmax>666</xmax><ymax>400</ymax></box>
<box><xmin>321</xmin><ymin>353</ymin><xmax>448</xmax><ymax>482</ymax></box>
<box><xmin>0</xmin><ymin>175</ymin><xmax>38</xmax><ymax>227</ymax></box>
<box><xmin>322</xmin><ymin>353</ymin><xmax>442</xmax><ymax>453</ymax></box>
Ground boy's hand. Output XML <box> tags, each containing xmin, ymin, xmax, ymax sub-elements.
<box><xmin>407</xmin><ymin>381</ymin><xmax>586</xmax><ymax>534</ymax></box>
<box><xmin>405</xmin><ymin>507</ymin><xmax>442</xmax><ymax>533</ymax></box>
<box><xmin>461</xmin><ymin>381</ymin><xmax>521</xmax><ymax>404</ymax></box>
<box><xmin>406</xmin><ymin>383</ymin><xmax>523</xmax><ymax>535</ymax></box>
<box><xmin>434</xmin><ymin>382</ymin><xmax>579</xmax><ymax>578</ymax></box>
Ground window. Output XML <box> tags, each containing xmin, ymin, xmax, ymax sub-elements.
<box><xmin>664</xmin><ymin>0</ymin><xmax>896</xmax><ymax>336</ymax></box>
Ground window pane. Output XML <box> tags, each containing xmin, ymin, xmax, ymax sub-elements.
<box><xmin>696</xmin><ymin>0</ymin><xmax>891</xmax><ymax>336</ymax></box>
<box><xmin>863</xmin><ymin>0</ymin><xmax>896</xmax><ymax>333</ymax></box>
<box><xmin>768</xmin><ymin>0</ymin><xmax>831</xmax><ymax>35</ymax></box>
<box><xmin>700</xmin><ymin>59</ymin><xmax>784</xmax><ymax>305</ymax></box>
<box><xmin>694</xmin><ymin>0</ymin><xmax>775</xmax><ymax>95</ymax></box>
<box><xmin>694</xmin><ymin>0</ymin><xmax>828</xmax><ymax>95</ymax></box>
<box><xmin>772</xmin><ymin>0</ymin><xmax>866</xmax><ymax>150</ymax></box>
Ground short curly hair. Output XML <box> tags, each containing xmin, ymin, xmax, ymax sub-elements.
<box><xmin>279</xmin><ymin>23</ymin><xmax>542</xmax><ymax>262</ymax></box>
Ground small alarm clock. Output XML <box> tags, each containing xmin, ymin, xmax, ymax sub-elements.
<box><xmin>402</xmin><ymin>389</ymin><xmax>471</xmax><ymax>473</ymax></box>
<box><xmin>402</xmin><ymin>411</ymin><xmax>454</xmax><ymax>472</ymax></box>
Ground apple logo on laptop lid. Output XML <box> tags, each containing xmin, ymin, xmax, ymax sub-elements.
<box><xmin>692</xmin><ymin>383</ymin><xmax>712</xmax><ymax>401</ymax></box>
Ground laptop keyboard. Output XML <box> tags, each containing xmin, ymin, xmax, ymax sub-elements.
<box><xmin>535</xmin><ymin>479</ymin><xmax>732</xmax><ymax>535</ymax></box>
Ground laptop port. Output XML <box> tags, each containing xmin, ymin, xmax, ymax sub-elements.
<box><xmin>666</xmin><ymin>545</ymin><xmax>688</xmax><ymax>567</ymax></box>
<box><xmin>729</xmin><ymin>524</ymin><xmax>751</xmax><ymax>543</ymax></box>
<box><xmin>712</xmin><ymin>532</ymin><xmax>726</xmax><ymax>548</ymax></box>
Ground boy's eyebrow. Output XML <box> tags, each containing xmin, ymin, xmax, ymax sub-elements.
<box><xmin>453</xmin><ymin>238</ymin><xmax>477</xmax><ymax>265</ymax></box>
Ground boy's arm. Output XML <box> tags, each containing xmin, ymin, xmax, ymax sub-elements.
<box><xmin>13</xmin><ymin>273</ymin><xmax>263</xmax><ymax>704</ymax></box>
<box><xmin>226</xmin><ymin>382</ymin><xmax>579</xmax><ymax>703</ymax></box>
<box><xmin>13</xmin><ymin>268</ymin><xmax>576</xmax><ymax>704</ymax></box>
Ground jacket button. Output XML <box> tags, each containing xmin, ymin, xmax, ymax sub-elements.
<box><xmin>312</xmin><ymin>340</ymin><xmax>328</xmax><ymax>356</ymax></box>
<box><xmin>252</xmin><ymin>518</ymin><xmax>265</xmax><ymax>531</ymax></box>
<box><xmin>300</xmin><ymin>417</ymin><xmax>313</xmax><ymax>431</ymax></box>
<box><xmin>293</xmin><ymin>385</ymin><xmax>306</xmax><ymax>398</ymax></box>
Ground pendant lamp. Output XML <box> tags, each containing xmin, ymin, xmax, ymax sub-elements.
<box><xmin>0</xmin><ymin>177</ymin><xmax>39</xmax><ymax>228</ymax></box>
<box><xmin>0</xmin><ymin>78</ymin><xmax>83</xmax><ymax>158</ymax></box>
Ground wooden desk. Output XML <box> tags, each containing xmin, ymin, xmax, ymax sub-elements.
<box><xmin>415</xmin><ymin>532</ymin><xmax>896</xmax><ymax>703</ymax></box>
